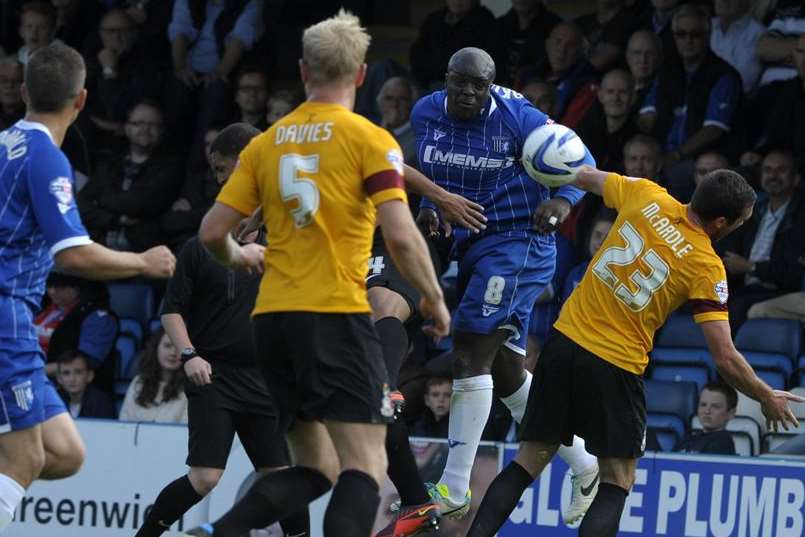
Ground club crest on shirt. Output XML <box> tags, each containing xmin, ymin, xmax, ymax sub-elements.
<box><xmin>386</xmin><ymin>149</ymin><xmax>404</xmax><ymax>175</ymax></box>
<box><xmin>433</xmin><ymin>128</ymin><xmax>446</xmax><ymax>142</ymax></box>
<box><xmin>49</xmin><ymin>176</ymin><xmax>73</xmax><ymax>214</ymax></box>
<box><xmin>491</xmin><ymin>136</ymin><xmax>510</xmax><ymax>153</ymax></box>
<box><xmin>715</xmin><ymin>280</ymin><xmax>729</xmax><ymax>304</ymax></box>
<box><xmin>11</xmin><ymin>380</ymin><xmax>33</xmax><ymax>412</ymax></box>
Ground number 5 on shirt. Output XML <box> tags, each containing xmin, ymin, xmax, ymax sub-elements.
<box><xmin>280</xmin><ymin>153</ymin><xmax>320</xmax><ymax>228</ymax></box>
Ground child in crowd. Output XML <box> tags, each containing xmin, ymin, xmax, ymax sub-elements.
<box><xmin>675</xmin><ymin>382</ymin><xmax>737</xmax><ymax>455</ymax></box>
<box><xmin>120</xmin><ymin>329</ymin><xmax>187</xmax><ymax>423</ymax></box>
<box><xmin>412</xmin><ymin>376</ymin><xmax>452</xmax><ymax>438</ymax></box>
<box><xmin>57</xmin><ymin>351</ymin><xmax>116</xmax><ymax>419</ymax></box>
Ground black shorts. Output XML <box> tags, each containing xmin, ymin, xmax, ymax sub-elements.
<box><xmin>253</xmin><ymin>312</ymin><xmax>392</xmax><ymax>430</ymax></box>
<box><xmin>185</xmin><ymin>362</ymin><xmax>289</xmax><ymax>469</ymax></box>
<box><xmin>366</xmin><ymin>230</ymin><xmax>445</xmax><ymax>318</ymax></box>
<box><xmin>519</xmin><ymin>330</ymin><xmax>647</xmax><ymax>458</ymax></box>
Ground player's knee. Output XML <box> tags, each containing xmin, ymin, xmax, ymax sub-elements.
<box><xmin>341</xmin><ymin>446</ymin><xmax>387</xmax><ymax>486</ymax></box>
<box><xmin>22</xmin><ymin>446</ymin><xmax>47</xmax><ymax>484</ymax></box>
<box><xmin>189</xmin><ymin>468</ymin><xmax>223</xmax><ymax>496</ymax></box>
<box><xmin>599</xmin><ymin>464</ymin><xmax>635</xmax><ymax>491</ymax></box>
<box><xmin>61</xmin><ymin>440</ymin><xmax>86</xmax><ymax>477</ymax></box>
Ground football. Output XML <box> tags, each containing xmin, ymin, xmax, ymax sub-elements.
<box><xmin>521</xmin><ymin>123</ymin><xmax>596</xmax><ymax>188</ymax></box>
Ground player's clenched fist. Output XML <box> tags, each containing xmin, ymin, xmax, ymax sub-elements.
<box><xmin>141</xmin><ymin>246</ymin><xmax>176</xmax><ymax>278</ymax></box>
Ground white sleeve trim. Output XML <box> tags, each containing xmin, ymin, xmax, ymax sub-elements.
<box><xmin>639</xmin><ymin>106</ymin><xmax>656</xmax><ymax>115</ymax></box>
<box><xmin>50</xmin><ymin>235</ymin><xmax>93</xmax><ymax>257</ymax></box>
<box><xmin>703</xmin><ymin>120</ymin><xmax>730</xmax><ymax>131</ymax></box>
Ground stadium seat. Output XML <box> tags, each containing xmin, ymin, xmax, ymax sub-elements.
<box><xmin>148</xmin><ymin>317</ymin><xmax>162</xmax><ymax>335</ymax></box>
<box><xmin>118</xmin><ymin>317</ymin><xmax>143</xmax><ymax>346</ymax></box>
<box><xmin>645</xmin><ymin>379</ymin><xmax>698</xmax><ymax>439</ymax></box>
<box><xmin>114</xmin><ymin>335</ymin><xmax>137</xmax><ymax>381</ymax></box>
<box><xmin>651</xmin><ymin>314</ymin><xmax>715</xmax><ymax>378</ymax></box>
<box><xmin>650</xmin><ymin>364</ymin><xmax>710</xmax><ymax>391</ymax></box>
<box><xmin>691</xmin><ymin>415</ymin><xmax>761</xmax><ymax>455</ymax></box>
<box><xmin>730</xmin><ymin>432</ymin><xmax>754</xmax><ymax>457</ymax></box>
<box><xmin>108</xmin><ymin>281</ymin><xmax>155</xmax><ymax>328</ymax></box>
<box><xmin>763</xmin><ymin>422</ymin><xmax>805</xmax><ymax>453</ymax></box>
<box><xmin>647</xmin><ymin>425</ymin><xmax>679</xmax><ymax>451</ymax></box>
<box><xmin>792</xmin><ymin>387</ymin><xmax>805</xmax><ymax>419</ymax></box>
<box><xmin>754</xmin><ymin>368</ymin><xmax>787</xmax><ymax>390</ymax></box>
<box><xmin>735</xmin><ymin>319</ymin><xmax>799</xmax><ymax>388</ymax></box>
<box><xmin>794</xmin><ymin>356</ymin><xmax>805</xmax><ymax>387</ymax></box>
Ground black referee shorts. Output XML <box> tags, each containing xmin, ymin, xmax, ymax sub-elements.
<box><xmin>519</xmin><ymin>330</ymin><xmax>647</xmax><ymax>458</ymax></box>
<box><xmin>185</xmin><ymin>362</ymin><xmax>289</xmax><ymax>469</ymax></box>
<box><xmin>253</xmin><ymin>312</ymin><xmax>393</xmax><ymax>431</ymax></box>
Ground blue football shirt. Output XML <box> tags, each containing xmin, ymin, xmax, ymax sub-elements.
<box><xmin>0</xmin><ymin>120</ymin><xmax>91</xmax><ymax>345</ymax></box>
<box><xmin>411</xmin><ymin>85</ymin><xmax>584</xmax><ymax>251</ymax></box>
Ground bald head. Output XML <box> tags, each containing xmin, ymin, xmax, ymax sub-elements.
<box><xmin>445</xmin><ymin>47</ymin><xmax>495</xmax><ymax>121</ymax></box>
<box><xmin>447</xmin><ymin>47</ymin><xmax>496</xmax><ymax>81</ymax></box>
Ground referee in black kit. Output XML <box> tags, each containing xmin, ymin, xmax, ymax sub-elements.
<box><xmin>135</xmin><ymin>123</ymin><xmax>309</xmax><ymax>537</ymax></box>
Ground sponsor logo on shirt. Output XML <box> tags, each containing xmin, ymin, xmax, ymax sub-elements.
<box><xmin>386</xmin><ymin>149</ymin><xmax>404</xmax><ymax>175</ymax></box>
<box><xmin>422</xmin><ymin>145</ymin><xmax>515</xmax><ymax>170</ymax></box>
<box><xmin>715</xmin><ymin>280</ymin><xmax>729</xmax><ymax>304</ymax></box>
<box><xmin>49</xmin><ymin>176</ymin><xmax>74</xmax><ymax>214</ymax></box>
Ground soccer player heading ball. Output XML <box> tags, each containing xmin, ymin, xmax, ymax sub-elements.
<box><xmin>411</xmin><ymin>46</ymin><xmax>600</xmax><ymax>524</ymax></box>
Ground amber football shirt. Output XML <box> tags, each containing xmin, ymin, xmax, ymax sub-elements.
<box><xmin>217</xmin><ymin>101</ymin><xmax>407</xmax><ymax>314</ymax></box>
<box><xmin>555</xmin><ymin>173</ymin><xmax>729</xmax><ymax>375</ymax></box>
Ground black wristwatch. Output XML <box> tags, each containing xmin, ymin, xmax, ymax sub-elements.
<box><xmin>180</xmin><ymin>347</ymin><xmax>198</xmax><ymax>364</ymax></box>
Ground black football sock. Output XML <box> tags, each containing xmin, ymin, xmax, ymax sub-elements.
<box><xmin>211</xmin><ymin>466</ymin><xmax>331</xmax><ymax>537</ymax></box>
<box><xmin>375</xmin><ymin>316</ymin><xmax>408</xmax><ymax>388</ymax></box>
<box><xmin>578</xmin><ymin>483</ymin><xmax>628</xmax><ymax>537</ymax></box>
<box><xmin>386</xmin><ymin>419</ymin><xmax>430</xmax><ymax>506</ymax></box>
<box><xmin>135</xmin><ymin>475</ymin><xmax>203</xmax><ymax>537</ymax></box>
<box><xmin>466</xmin><ymin>462</ymin><xmax>534</xmax><ymax>537</ymax></box>
<box><xmin>323</xmin><ymin>470</ymin><xmax>380</xmax><ymax>537</ymax></box>
<box><xmin>278</xmin><ymin>506</ymin><xmax>311</xmax><ymax>537</ymax></box>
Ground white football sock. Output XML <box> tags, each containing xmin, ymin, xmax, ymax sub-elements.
<box><xmin>500</xmin><ymin>370</ymin><xmax>532</xmax><ymax>423</ymax></box>
<box><xmin>439</xmin><ymin>374</ymin><xmax>494</xmax><ymax>502</ymax></box>
<box><xmin>0</xmin><ymin>473</ymin><xmax>24</xmax><ymax>532</ymax></box>
<box><xmin>557</xmin><ymin>436</ymin><xmax>598</xmax><ymax>475</ymax></box>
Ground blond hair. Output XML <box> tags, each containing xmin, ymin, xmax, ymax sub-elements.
<box><xmin>302</xmin><ymin>9</ymin><xmax>370</xmax><ymax>84</ymax></box>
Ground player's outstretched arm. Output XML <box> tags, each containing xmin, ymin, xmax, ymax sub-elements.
<box><xmin>376</xmin><ymin>199</ymin><xmax>450</xmax><ymax>337</ymax></box>
<box><xmin>55</xmin><ymin>242</ymin><xmax>175</xmax><ymax>280</ymax></box>
<box><xmin>199</xmin><ymin>202</ymin><xmax>265</xmax><ymax>273</ymax></box>
<box><xmin>701</xmin><ymin>319</ymin><xmax>804</xmax><ymax>431</ymax></box>
<box><xmin>403</xmin><ymin>164</ymin><xmax>487</xmax><ymax>233</ymax></box>
<box><xmin>570</xmin><ymin>165</ymin><xmax>607</xmax><ymax>197</ymax></box>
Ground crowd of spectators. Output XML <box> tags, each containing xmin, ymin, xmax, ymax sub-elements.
<box><xmin>8</xmin><ymin>0</ymin><xmax>804</xmax><ymax>451</ymax></box>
